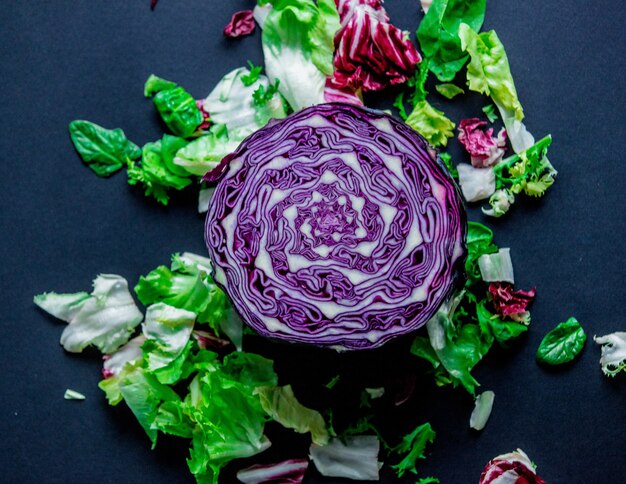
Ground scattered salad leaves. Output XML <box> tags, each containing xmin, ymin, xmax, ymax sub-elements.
<box><xmin>536</xmin><ymin>317</ymin><xmax>586</xmax><ymax>365</ymax></box>
<box><xmin>68</xmin><ymin>120</ymin><xmax>141</xmax><ymax>177</ymax></box>
<box><xmin>417</xmin><ymin>0</ymin><xmax>486</xmax><ymax>82</ymax></box>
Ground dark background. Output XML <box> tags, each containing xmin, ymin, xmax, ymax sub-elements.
<box><xmin>1</xmin><ymin>1</ymin><xmax>624</xmax><ymax>482</ymax></box>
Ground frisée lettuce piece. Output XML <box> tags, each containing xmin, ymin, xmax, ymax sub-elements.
<box><xmin>390</xmin><ymin>422</ymin><xmax>436</xmax><ymax>478</ymax></box>
<box><xmin>594</xmin><ymin>332</ymin><xmax>626</xmax><ymax>376</ymax></box>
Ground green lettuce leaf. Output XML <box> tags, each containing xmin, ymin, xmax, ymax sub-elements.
<box><xmin>391</xmin><ymin>422</ymin><xmax>437</xmax><ymax>478</ymax></box>
<box><xmin>261</xmin><ymin>0</ymin><xmax>340</xmax><ymax>111</ymax></box>
<box><xmin>536</xmin><ymin>317</ymin><xmax>586</xmax><ymax>365</ymax></box>
<box><xmin>127</xmin><ymin>138</ymin><xmax>193</xmax><ymax>205</ymax></box>
<box><xmin>135</xmin><ymin>253</ymin><xmax>234</xmax><ymax>344</ymax></box>
<box><xmin>465</xmin><ymin>221</ymin><xmax>498</xmax><ymax>288</ymax></box>
<box><xmin>68</xmin><ymin>120</ymin><xmax>141</xmax><ymax>177</ymax></box>
<box><xmin>172</xmin><ymin>124</ymin><xmax>241</xmax><ymax>177</ymax></box>
<box><xmin>405</xmin><ymin>101</ymin><xmax>456</xmax><ymax>147</ymax></box>
<box><xmin>435</xmin><ymin>83</ymin><xmax>464</xmax><ymax>99</ymax></box>
<box><xmin>255</xmin><ymin>385</ymin><xmax>329</xmax><ymax>445</ymax></box>
<box><xmin>144</xmin><ymin>75</ymin><xmax>203</xmax><ymax>138</ymax></box>
<box><xmin>458</xmin><ymin>23</ymin><xmax>535</xmax><ymax>152</ymax></box>
<box><xmin>34</xmin><ymin>274</ymin><xmax>143</xmax><ymax>354</ymax></box>
<box><xmin>417</xmin><ymin>0</ymin><xmax>486</xmax><ymax>82</ymax></box>
<box><xmin>142</xmin><ymin>303</ymin><xmax>196</xmax><ymax>384</ymax></box>
<box><xmin>476</xmin><ymin>301</ymin><xmax>527</xmax><ymax>345</ymax></box>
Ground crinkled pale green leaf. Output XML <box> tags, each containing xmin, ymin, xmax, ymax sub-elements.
<box><xmin>202</xmin><ymin>67</ymin><xmax>287</xmax><ymax>140</ymax></box>
<box><xmin>255</xmin><ymin>385</ymin><xmax>329</xmax><ymax>445</ymax></box>
<box><xmin>435</xmin><ymin>83</ymin><xmax>464</xmax><ymax>99</ymax></box>
<box><xmin>173</xmin><ymin>124</ymin><xmax>242</xmax><ymax>177</ymax></box>
<box><xmin>145</xmin><ymin>75</ymin><xmax>203</xmax><ymax>138</ymax></box>
<box><xmin>141</xmin><ymin>303</ymin><xmax>196</xmax><ymax>384</ymax></box>
<box><xmin>536</xmin><ymin>317</ymin><xmax>586</xmax><ymax>365</ymax></box>
<box><xmin>417</xmin><ymin>0</ymin><xmax>486</xmax><ymax>82</ymax></box>
<box><xmin>391</xmin><ymin>422</ymin><xmax>437</xmax><ymax>478</ymax></box>
<box><xmin>458</xmin><ymin>24</ymin><xmax>537</xmax><ymax>152</ymax></box>
<box><xmin>127</xmin><ymin>139</ymin><xmax>193</xmax><ymax>205</ymax></box>
<box><xmin>68</xmin><ymin>120</ymin><xmax>141</xmax><ymax>177</ymax></box>
<box><xmin>405</xmin><ymin>100</ymin><xmax>455</xmax><ymax>147</ymax></box>
<box><xmin>135</xmin><ymin>253</ymin><xmax>234</xmax><ymax>344</ymax></box>
<box><xmin>34</xmin><ymin>274</ymin><xmax>143</xmax><ymax>354</ymax></box>
<box><xmin>309</xmin><ymin>435</ymin><xmax>381</xmax><ymax>481</ymax></box>
<box><xmin>261</xmin><ymin>0</ymin><xmax>340</xmax><ymax>111</ymax></box>
<box><xmin>184</xmin><ymin>352</ymin><xmax>277</xmax><ymax>482</ymax></box>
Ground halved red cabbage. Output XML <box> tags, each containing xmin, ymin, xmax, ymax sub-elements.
<box><xmin>205</xmin><ymin>103</ymin><xmax>466</xmax><ymax>350</ymax></box>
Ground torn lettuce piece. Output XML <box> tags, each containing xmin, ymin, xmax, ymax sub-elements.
<box><xmin>594</xmin><ymin>332</ymin><xmax>626</xmax><ymax>376</ymax></box>
<box><xmin>478</xmin><ymin>248</ymin><xmax>514</xmax><ymax>283</ymax></box>
<box><xmin>185</xmin><ymin>352</ymin><xmax>277</xmax><ymax>482</ymax></box>
<box><xmin>102</xmin><ymin>335</ymin><xmax>146</xmax><ymax>379</ymax></box>
<box><xmin>64</xmin><ymin>389</ymin><xmax>86</xmax><ymax>400</ymax></box>
<box><xmin>479</xmin><ymin>449</ymin><xmax>546</xmax><ymax>484</ymax></box>
<box><xmin>173</xmin><ymin>124</ymin><xmax>242</xmax><ymax>177</ymax></box>
<box><xmin>34</xmin><ymin>274</ymin><xmax>143</xmax><ymax>354</ymax></box>
<box><xmin>142</xmin><ymin>303</ymin><xmax>196</xmax><ymax>384</ymax></box>
<box><xmin>536</xmin><ymin>317</ymin><xmax>586</xmax><ymax>366</ymax></box>
<box><xmin>458</xmin><ymin>23</ymin><xmax>535</xmax><ymax>153</ymax></box>
<box><xmin>482</xmin><ymin>104</ymin><xmax>498</xmax><ymax>123</ymax></box>
<box><xmin>457</xmin><ymin>164</ymin><xmax>495</xmax><ymax>202</ymax></box>
<box><xmin>261</xmin><ymin>0</ymin><xmax>340</xmax><ymax>111</ymax></box>
<box><xmin>492</xmin><ymin>135</ymin><xmax>556</xmax><ymax>198</ymax></box>
<box><xmin>68</xmin><ymin>120</ymin><xmax>141</xmax><ymax>177</ymax></box>
<box><xmin>202</xmin><ymin>67</ymin><xmax>286</xmax><ymax>140</ymax></box>
<box><xmin>417</xmin><ymin>0</ymin><xmax>486</xmax><ymax>82</ymax></box>
<box><xmin>236</xmin><ymin>459</ymin><xmax>309</xmax><ymax>484</ymax></box>
<box><xmin>390</xmin><ymin>422</ymin><xmax>436</xmax><ymax>478</ymax></box>
<box><xmin>465</xmin><ymin>222</ymin><xmax>498</xmax><ymax>286</ymax></box>
<box><xmin>309</xmin><ymin>435</ymin><xmax>381</xmax><ymax>481</ymax></box>
<box><xmin>255</xmin><ymin>385</ymin><xmax>329</xmax><ymax>445</ymax></box>
<box><xmin>198</xmin><ymin>186</ymin><xmax>215</xmax><ymax>214</ymax></box>
<box><xmin>135</xmin><ymin>253</ymin><xmax>229</xmax><ymax>328</ymax></box>
<box><xmin>127</xmin><ymin>138</ymin><xmax>193</xmax><ymax>206</ymax></box>
<box><xmin>457</xmin><ymin>118</ymin><xmax>507</xmax><ymax>168</ymax></box>
<box><xmin>144</xmin><ymin>75</ymin><xmax>203</xmax><ymax>138</ymax></box>
<box><xmin>435</xmin><ymin>83</ymin><xmax>464</xmax><ymax>99</ymax></box>
<box><xmin>405</xmin><ymin>101</ymin><xmax>456</xmax><ymax>147</ymax></box>
<box><xmin>470</xmin><ymin>390</ymin><xmax>495</xmax><ymax>430</ymax></box>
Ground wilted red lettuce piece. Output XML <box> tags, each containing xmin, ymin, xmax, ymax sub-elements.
<box><xmin>195</xmin><ymin>100</ymin><xmax>211</xmax><ymax>131</ymax></box>
<box><xmin>458</xmin><ymin>118</ymin><xmax>507</xmax><ymax>168</ymax></box>
<box><xmin>236</xmin><ymin>459</ymin><xmax>309</xmax><ymax>484</ymax></box>
<box><xmin>479</xmin><ymin>448</ymin><xmax>546</xmax><ymax>484</ymax></box>
<box><xmin>331</xmin><ymin>0</ymin><xmax>421</xmax><ymax>91</ymax></box>
<box><xmin>224</xmin><ymin>10</ymin><xmax>256</xmax><ymax>38</ymax></box>
<box><xmin>488</xmin><ymin>282</ymin><xmax>535</xmax><ymax>321</ymax></box>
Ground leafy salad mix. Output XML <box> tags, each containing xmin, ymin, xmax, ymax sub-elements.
<box><xmin>34</xmin><ymin>0</ymin><xmax>624</xmax><ymax>482</ymax></box>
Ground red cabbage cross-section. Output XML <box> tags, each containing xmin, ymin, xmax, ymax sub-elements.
<box><xmin>205</xmin><ymin>103</ymin><xmax>466</xmax><ymax>350</ymax></box>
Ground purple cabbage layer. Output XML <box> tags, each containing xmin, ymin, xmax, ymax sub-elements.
<box><xmin>206</xmin><ymin>103</ymin><xmax>467</xmax><ymax>350</ymax></box>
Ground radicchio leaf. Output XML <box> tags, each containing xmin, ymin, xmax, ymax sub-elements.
<box><xmin>224</xmin><ymin>10</ymin><xmax>256</xmax><ymax>38</ymax></box>
<box><xmin>458</xmin><ymin>118</ymin><xmax>507</xmax><ymax>168</ymax></box>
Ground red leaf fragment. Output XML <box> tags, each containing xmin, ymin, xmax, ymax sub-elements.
<box><xmin>150</xmin><ymin>0</ymin><xmax>158</xmax><ymax>10</ymax></box>
<box><xmin>488</xmin><ymin>282</ymin><xmax>536</xmax><ymax>319</ymax></box>
<box><xmin>224</xmin><ymin>10</ymin><xmax>256</xmax><ymax>38</ymax></box>
<box><xmin>195</xmin><ymin>100</ymin><xmax>211</xmax><ymax>131</ymax></box>
<box><xmin>479</xmin><ymin>450</ymin><xmax>546</xmax><ymax>484</ymax></box>
<box><xmin>331</xmin><ymin>0</ymin><xmax>421</xmax><ymax>92</ymax></box>
<box><xmin>458</xmin><ymin>118</ymin><xmax>507</xmax><ymax>168</ymax></box>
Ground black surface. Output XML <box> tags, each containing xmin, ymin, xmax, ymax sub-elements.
<box><xmin>1</xmin><ymin>1</ymin><xmax>625</xmax><ymax>483</ymax></box>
